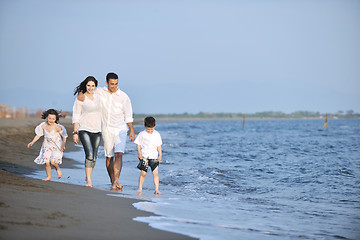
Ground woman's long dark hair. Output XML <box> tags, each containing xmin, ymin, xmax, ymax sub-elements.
<box><xmin>73</xmin><ymin>76</ymin><xmax>98</xmax><ymax>95</ymax></box>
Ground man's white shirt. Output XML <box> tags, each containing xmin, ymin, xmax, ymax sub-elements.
<box><xmin>96</xmin><ymin>87</ymin><xmax>133</xmax><ymax>131</ymax></box>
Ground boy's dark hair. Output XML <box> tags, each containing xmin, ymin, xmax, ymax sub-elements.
<box><xmin>42</xmin><ymin>109</ymin><xmax>60</xmax><ymax>123</ymax></box>
<box><xmin>144</xmin><ymin>116</ymin><xmax>156</xmax><ymax>128</ymax></box>
<box><xmin>73</xmin><ymin>76</ymin><xmax>98</xmax><ymax>95</ymax></box>
<box><xmin>106</xmin><ymin>72</ymin><xmax>118</xmax><ymax>82</ymax></box>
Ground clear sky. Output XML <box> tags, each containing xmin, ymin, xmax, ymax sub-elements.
<box><xmin>1</xmin><ymin>0</ymin><xmax>359</xmax><ymax>114</ymax></box>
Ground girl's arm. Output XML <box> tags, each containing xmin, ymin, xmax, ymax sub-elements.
<box><xmin>136</xmin><ymin>144</ymin><xmax>143</xmax><ymax>160</ymax></box>
<box><xmin>157</xmin><ymin>145</ymin><xmax>162</xmax><ymax>162</ymax></box>
<box><xmin>57</xmin><ymin>125</ymin><xmax>67</xmax><ymax>151</ymax></box>
<box><xmin>61</xmin><ymin>137</ymin><xmax>67</xmax><ymax>152</ymax></box>
<box><xmin>28</xmin><ymin>135</ymin><xmax>41</xmax><ymax>148</ymax></box>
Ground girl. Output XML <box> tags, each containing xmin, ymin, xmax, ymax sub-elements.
<box><xmin>72</xmin><ymin>76</ymin><xmax>101</xmax><ymax>187</ymax></box>
<box><xmin>27</xmin><ymin>109</ymin><xmax>68</xmax><ymax>181</ymax></box>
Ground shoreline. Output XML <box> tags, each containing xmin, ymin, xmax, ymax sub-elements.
<box><xmin>0</xmin><ymin>118</ymin><xmax>196</xmax><ymax>240</ymax></box>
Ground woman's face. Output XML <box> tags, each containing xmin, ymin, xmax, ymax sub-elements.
<box><xmin>86</xmin><ymin>81</ymin><xmax>96</xmax><ymax>94</ymax></box>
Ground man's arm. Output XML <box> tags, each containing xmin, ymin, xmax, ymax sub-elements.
<box><xmin>127</xmin><ymin>122</ymin><xmax>135</xmax><ymax>142</ymax></box>
<box><xmin>77</xmin><ymin>92</ymin><xmax>85</xmax><ymax>102</ymax></box>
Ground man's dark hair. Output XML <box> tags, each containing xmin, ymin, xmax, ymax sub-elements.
<box><xmin>106</xmin><ymin>72</ymin><xmax>118</xmax><ymax>82</ymax></box>
<box><xmin>144</xmin><ymin>116</ymin><xmax>156</xmax><ymax>128</ymax></box>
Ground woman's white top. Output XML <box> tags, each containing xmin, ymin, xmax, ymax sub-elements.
<box><xmin>72</xmin><ymin>93</ymin><xmax>101</xmax><ymax>133</ymax></box>
<box><xmin>134</xmin><ymin>130</ymin><xmax>162</xmax><ymax>159</ymax></box>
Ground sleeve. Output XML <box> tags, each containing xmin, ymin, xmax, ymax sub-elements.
<box><xmin>134</xmin><ymin>132</ymin><xmax>142</xmax><ymax>145</ymax></box>
<box><xmin>34</xmin><ymin>122</ymin><xmax>45</xmax><ymax>136</ymax></box>
<box><xmin>156</xmin><ymin>132</ymin><xmax>163</xmax><ymax>146</ymax></box>
<box><xmin>72</xmin><ymin>99</ymin><xmax>83</xmax><ymax>124</ymax></box>
<box><xmin>59</xmin><ymin>124</ymin><xmax>68</xmax><ymax>138</ymax></box>
<box><xmin>123</xmin><ymin>95</ymin><xmax>134</xmax><ymax>123</ymax></box>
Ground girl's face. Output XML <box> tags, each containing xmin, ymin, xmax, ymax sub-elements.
<box><xmin>86</xmin><ymin>81</ymin><xmax>96</xmax><ymax>94</ymax></box>
<box><xmin>47</xmin><ymin>114</ymin><xmax>57</xmax><ymax>125</ymax></box>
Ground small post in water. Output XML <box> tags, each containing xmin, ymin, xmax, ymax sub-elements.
<box><xmin>242</xmin><ymin>112</ymin><xmax>246</xmax><ymax>128</ymax></box>
<box><xmin>324</xmin><ymin>113</ymin><xmax>328</xmax><ymax>127</ymax></box>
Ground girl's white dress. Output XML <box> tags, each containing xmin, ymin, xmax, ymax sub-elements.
<box><xmin>33</xmin><ymin>122</ymin><xmax>68</xmax><ymax>165</ymax></box>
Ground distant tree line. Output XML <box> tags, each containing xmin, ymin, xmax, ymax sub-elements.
<box><xmin>134</xmin><ymin>110</ymin><xmax>360</xmax><ymax>120</ymax></box>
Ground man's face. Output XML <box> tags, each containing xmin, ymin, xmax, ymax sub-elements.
<box><xmin>106</xmin><ymin>78</ymin><xmax>118</xmax><ymax>93</ymax></box>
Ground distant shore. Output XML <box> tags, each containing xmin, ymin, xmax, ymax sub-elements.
<box><xmin>0</xmin><ymin>118</ymin><xmax>196</xmax><ymax>240</ymax></box>
<box><xmin>133</xmin><ymin>110</ymin><xmax>359</xmax><ymax>122</ymax></box>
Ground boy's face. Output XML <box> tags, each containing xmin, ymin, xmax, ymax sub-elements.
<box><xmin>145</xmin><ymin>126</ymin><xmax>155</xmax><ymax>134</ymax></box>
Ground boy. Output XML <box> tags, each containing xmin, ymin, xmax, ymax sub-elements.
<box><xmin>134</xmin><ymin>116</ymin><xmax>163</xmax><ymax>195</ymax></box>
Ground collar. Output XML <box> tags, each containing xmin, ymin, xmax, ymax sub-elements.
<box><xmin>104</xmin><ymin>87</ymin><xmax>121</xmax><ymax>96</ymax></box>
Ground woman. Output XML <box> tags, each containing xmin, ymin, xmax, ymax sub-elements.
<box><xmin>72</xmin><ymin>76</ymin><xmax>101</xmax><ymax>187</ymax></box>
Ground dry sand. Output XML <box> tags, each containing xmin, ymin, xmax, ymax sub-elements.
<box><xmin>0</xmin><ymin>118</ymin><xmax>196</xmax><ymax>240</ymax></box>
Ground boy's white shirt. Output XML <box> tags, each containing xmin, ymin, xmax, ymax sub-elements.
<box><xmin>134</xmin><ymin>130</ymin><xmax>162</xmax><ymax>159</ymax></box>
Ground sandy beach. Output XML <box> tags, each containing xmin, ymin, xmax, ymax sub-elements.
<box><xmin>0</xmin><ymin>118</ymin><xmax>196</xmax><ymax>240</ymax></box>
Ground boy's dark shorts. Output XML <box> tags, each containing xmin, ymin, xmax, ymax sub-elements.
<box><xmin>137</xmin><ymin>158</ymin><xmax>159</xmax><ymax>172</ymax></box>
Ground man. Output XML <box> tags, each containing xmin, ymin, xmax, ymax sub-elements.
<box><xmin>78</xmin><ymin>72</ymin><xmax>135</xmax><ymax>189</ymax></box>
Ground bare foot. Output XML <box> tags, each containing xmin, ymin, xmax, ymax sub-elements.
<box><xmin>86</xmin><ymin>180</ymin><xmax>93</xmax><ymax>187</ymax></box>
<box><xmin>42</xmin><ymin>177</ymin><xmax>51</xmax><ymax>181</ymax></box>
<box><xmin>154</xmin><ymin>191</ymin><xmax>163</xmax><ymax>195</ymax></box>
<box><xmin>137</xmin><ymin>189</ymin><xmax>142</xmax><ymax>196</ymax></box>
<box><xmin>112</xmin><ymin>183</ymin><xmax>123</xmax><ymax>190</ymax></box>
<box><xmin>56</xmin><ymin>169</ymin><xmax>62</xmax><ymax>179</ymax></box>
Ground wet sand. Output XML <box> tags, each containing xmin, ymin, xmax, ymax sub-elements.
<box><xmin>0</xmin><ymin>118</ymin><xmax>196</xmax><ymax>240</ymax></box>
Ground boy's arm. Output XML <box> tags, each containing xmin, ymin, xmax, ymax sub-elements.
<box><xmin>136</xmin><ymin>144</ymin><xmax>143</xmax><ymax>160</ymax></box>
<box><xmin>157</xmin><ymin>146</ymin><xmax>162</xmax><ymax>162</ymax></box>
<box><xmin>28</xmin><ymin>135</ymin><xmax>41</xmax><ymax>148</ymax></box>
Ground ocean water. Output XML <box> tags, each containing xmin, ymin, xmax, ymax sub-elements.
<box><xmin>26</xmin><ymin>119</ymin><xmax>360</xmax><ymax>240</ymax></box>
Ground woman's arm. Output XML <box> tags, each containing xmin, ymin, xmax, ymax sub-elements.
<box><xmin>73</xmin><ymin>122</ymin><xmax>80</xmax><ymax>144</ymax></box>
